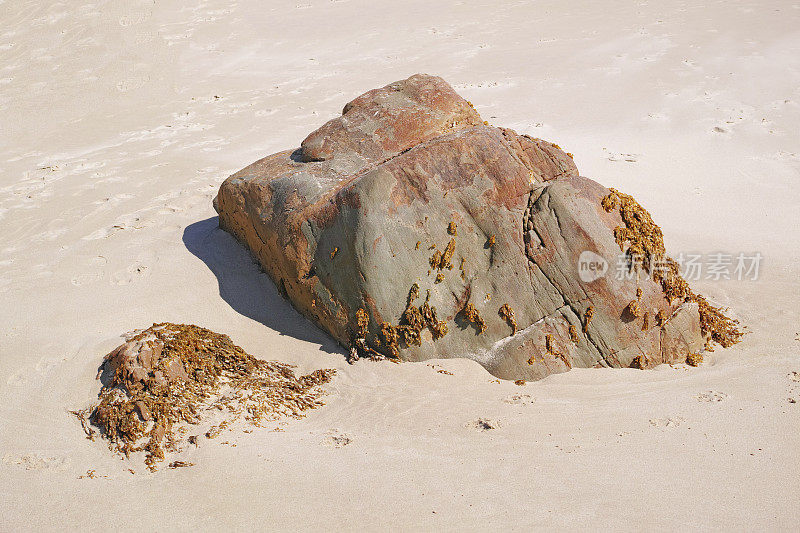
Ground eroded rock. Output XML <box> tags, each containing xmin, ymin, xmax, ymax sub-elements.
<box><xmin>214</xmin><ymin>74</ymin><xmax>738</xmax><ymax>380</ymax></box>
<box><xmin>83</xmin><ymin>323</ymin><xmax>335</xmax><ymax>469</ymax></box>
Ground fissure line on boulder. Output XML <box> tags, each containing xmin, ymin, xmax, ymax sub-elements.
<box><xmin>522</xmin><ymin>187</ymin><xmax>612</xmax><ymax>367</ymax></box>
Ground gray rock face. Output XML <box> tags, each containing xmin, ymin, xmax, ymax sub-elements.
<box><xmin>214</xmin><ymin>74</ymin><xmax>705</xmax><ymax>380</ymax></box>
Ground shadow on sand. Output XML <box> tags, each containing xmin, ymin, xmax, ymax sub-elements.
<box><xmin>182</xmin><ymin>217</ymin><xmax>342</xmax><ymax>356</ymax></box>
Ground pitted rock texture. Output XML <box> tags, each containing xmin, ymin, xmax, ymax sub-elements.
<box><xmin>214</xmin><ymin>74</ymin><xmax>706</xmax><ymax>381</ymax></box>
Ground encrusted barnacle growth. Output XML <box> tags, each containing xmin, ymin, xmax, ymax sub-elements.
<box><xmin>624</xmin><ymin>299</ymin><xmax>642</xmax><ymax>318</ymax></box>
<box><xmin>602</xmin><ymin>188</ymin><xmax>665</xmax><ymax>273</ymax></box>
<box><xmin>429</xmin><ymin>238</ymin><xmax>456</xmax><ymax>272</ymax></box>
<box><xmin>544</xmin><ymin>334</ymin><xmax>571</xmax><ymax>368</ymax></box>
<box><xmin>601</xmin><ymin>192</ymin><xmax>619</xmax><ymax>212</ymax></box>
<box><xmin>652</xmin><ymin>257</ymin><xmax>691</xmax><ymax>302</ymax></box>
<box><xmin>350</xmin><ymin>307</ymin><xmax>385</xmax><ymax>361</ymax></box>
<box><xmin>397</xmin><ymin>324</ymin><xmax>421</xmax><ymax>347</ymax></box>
<box><xmin>431</xmin><ymin>321</ymin><xmax>449</xmax><ymax>339</ymax></box>
<box><xmin>83</xmin><ymin>323</ymin><xmax>335</xmax><ymax>469</ymax></box>
<box><xmin>398</xmin><ymin>285</ymin><xmax>424</xmax><ymax>347</ymax></box>
<box><xmin>429</xmin><ymin>250</ymin><xmax>442</xmax><ymax>270</ymax></box>
<box><xmin>355</xmin><ymin>308</ymin><xmax>369</xmax><ymax>338</ymax></box>
<box><xmin>694</xmin><ymin>295</ymin><xmax>742</xmax><ymax>348</ymax></box>
<box><xmin>630</xmin><ymin>354</ymin><xmax>647</xmax><ymax>369</ymax></box>
<box><xmin>420</xmin><ymin>292</ymin><xmax>448</xmax><ymax>340</ymax></box>
<box><xmin>686</xmin><ymin>352</ymin><xmax>703</xmax><ymax>367</ymax></box>
<box><xmin>408</xmin><ymin>282</ymin><xmax>420</xmax><ymax>303</ymax></box>
<box><xmin>601</xmin><ymin>189</ymin><xmax>742</xmax><ymax>348</ymax></box>
<box><xmin>378</xmin><ymin>322</ymin><xmax>399</xmax><ymax>359</ymax></box>
<box><xmin>583</xmin><ymin>306</ymin><xmax>594</xmax><ymax>333</ymax></box>
<box><xmin>461</xmin><ymin>302</ymin><xmax>487</xmax><ymax>334</ymax></box>
<box><xmin>400</xmin><ymin>305</ymin><xmax>423</xmax><ymax>331</ymax></box>
<box><xmin>498</xmin><ymin>304</ymin><xmax>517</xmax><ymax>335</ymax></box>
<box><xmin>441</xmin><ymin>238</ymin><xmax>456</xmax><ymax>269</ymax></box>
<box><xmin>392</xmin><ymin>285</ymin><xmax>450</xmax><ymax>348</ymax></box>
<box><xmin>569</xmin><ymin>324</ymin><xmax>579</xmax><ymax>343</ymax></box>
<box><xmin>545</xmin><ymin>333</ymin><xmax>557</xmax><ymax>355</ymax></box>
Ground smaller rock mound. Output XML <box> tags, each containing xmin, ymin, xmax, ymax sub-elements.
<box><xmin>75</xmin><ymin>323</ymin><xmax>335</xmax><ymax>470</ymax></box>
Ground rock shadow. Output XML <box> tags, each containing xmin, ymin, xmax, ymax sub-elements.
<box><xmin>182</xmin><ymin>217</ymin><xmax>342</xmax><ymax>355</ymax></box>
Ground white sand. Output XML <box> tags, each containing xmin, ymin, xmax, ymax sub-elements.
<box><xmin>2</xmin><ymin>0</ymin><xmax>799</xmax><ymax>530</ymax></box>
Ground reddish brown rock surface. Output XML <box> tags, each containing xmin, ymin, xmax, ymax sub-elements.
<box><xmin>214</xmin><ymin>74</ymin><xmax>714</xmax><ymax>380</ymax></box>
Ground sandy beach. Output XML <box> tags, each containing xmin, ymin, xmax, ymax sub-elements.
<box><xmin>1</xmin><ymin>0</ymin><xmax>799</xmax><ymax>530</ymax></box>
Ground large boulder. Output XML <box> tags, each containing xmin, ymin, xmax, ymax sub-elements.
<box><xmin>214</xmin><ymin>74</ymin><xmax>720</xmax><ymax>381</ymax></box>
